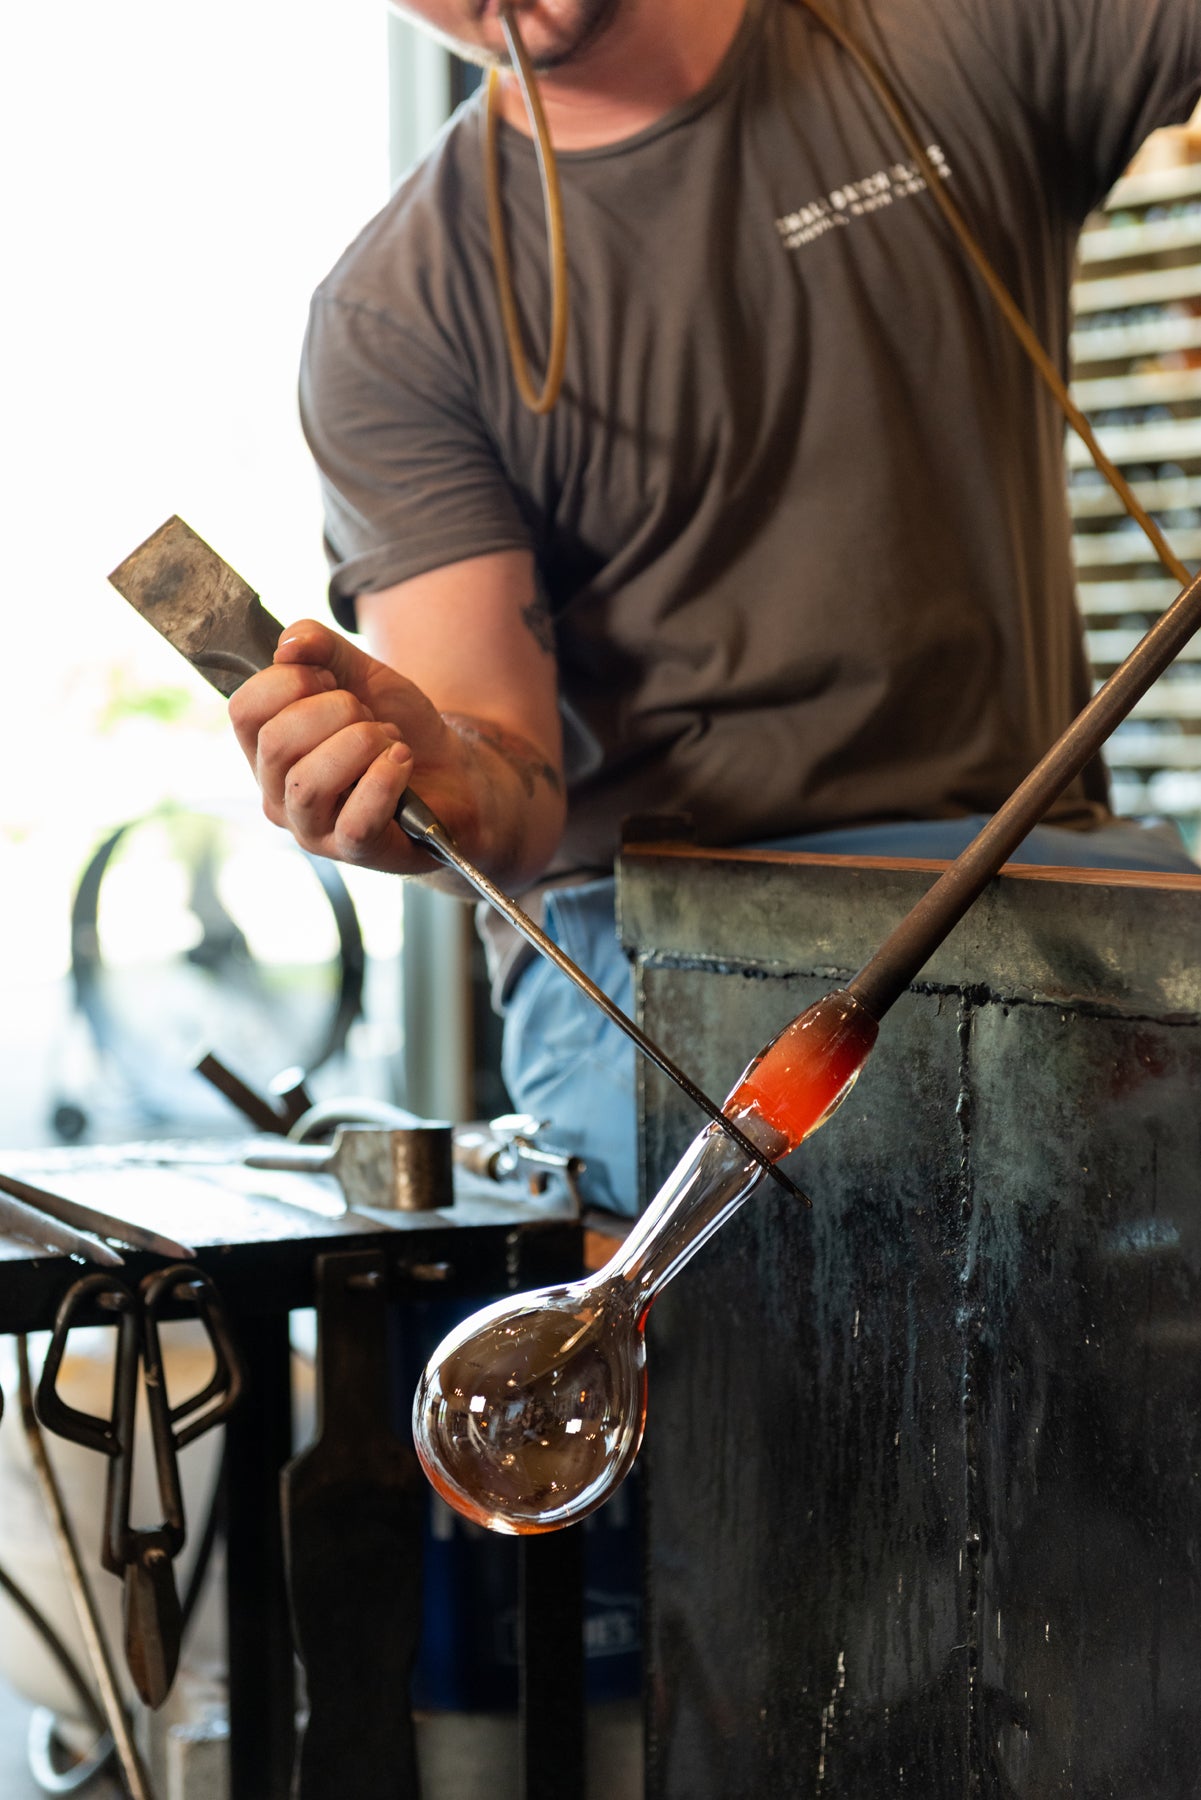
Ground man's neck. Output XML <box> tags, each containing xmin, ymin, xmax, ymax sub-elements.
<box><xmin>497</xmin><ymin>0</ymin><xmax>750</xmax><ymax>151</ymax></box>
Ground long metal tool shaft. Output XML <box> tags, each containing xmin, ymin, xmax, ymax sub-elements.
<box><xmin>396</xmin><ymin>791</ymin><xmax>805</xmax><ymax>1198</ymax></box>
<box><xmin>849</xmin><ymin>565</ymin><xmax>1201</xmax><ymax>1021</ymax></box>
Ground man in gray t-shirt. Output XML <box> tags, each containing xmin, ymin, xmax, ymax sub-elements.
<box><xmin>231</xmin><ymin>0</ymin><xmax>1201</xmax><ymax>1212</ymax></box>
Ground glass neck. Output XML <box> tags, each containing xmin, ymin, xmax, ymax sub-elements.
<box><xmin>603</xmin><ymin>1120</ymin><xmax>773</xmax><ymax>1318</ymax></box>
<box><xmin>598</xmin><ymin>987</ymin><xmax>877</xmax><ymax>1319</ymax></box>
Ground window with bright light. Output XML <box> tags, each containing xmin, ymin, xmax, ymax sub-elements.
<box><xmin>0</xmin><ymin>0</ymin><xmax>424</xmax><ymax>1145</ymax></box>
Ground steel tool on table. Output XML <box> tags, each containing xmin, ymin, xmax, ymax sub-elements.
<box><xmin>246</xmin><ymin>1111</ymin><xmax>582</xmax><ymax>1210</ymax></box>
<box><xmin>200</xmin><ymin>1045</ymin><xmax>583</xmax><ymax>1211</ymax></box>
<box><xmin>246</xmin><ymin>1121</ymin><xmax>456</xmax><ymax>1212</ymax></box>
<box><xmin>195</xmin><ymin>1052</ymin><xmax>459</xmax><ymax>1210</ymax></box>
<box><xmin>36</xmin><ymin>1264</ymin><xmax>244</xmax><ymax>1708</ymax></box>
<box><xmin>108</xmin><ymin>516</ymin><xmax>805</xmax><ymax>1204</ymax></box>
<box><xmin>0</xmin><ymin>1168</ymin><xmax>196</xmax><ymax>1265</ymax></box>
<box><xmin>454</xmin><ymin>1110</ymin><xmax>586</xmax><ymax>1202</ymax></box>
<box><xmin>284</xmin><ymin>1099</ymin><xmax>588</xmax><ymax>1201</ymax></box>
<box><xmin>194</xmin><ymin>1050</ymin><xmax>313</xmax><ymax>1135</ymax></box>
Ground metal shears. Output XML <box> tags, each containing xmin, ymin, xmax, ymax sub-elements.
<box><xmin>36</xmin><ymin>1264</ymin><xmax>243</xmax><ymax>1708</ymax></box>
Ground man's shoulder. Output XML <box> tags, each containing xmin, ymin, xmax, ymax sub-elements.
<box><xmin>314</xmin><ymin>98</ymin><xmax>488</xmax><ymax>321</ymax></box>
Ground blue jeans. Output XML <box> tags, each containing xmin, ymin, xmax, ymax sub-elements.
<box><xmin>501</xmin><ymin>818</ymin><xmax>1198</xmax><ymax>1217</ymax></box>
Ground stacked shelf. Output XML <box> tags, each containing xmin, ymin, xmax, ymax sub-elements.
<box><xmin>1071</xmin><ymin>141</ymin><xmax>1201</xmax><ymax>843</ymax></box>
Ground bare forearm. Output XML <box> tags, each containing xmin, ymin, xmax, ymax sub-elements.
<box><xmin>357</xmin><ymin>551</ymin><xmax>568</xmax><ymax>893</ymax></box>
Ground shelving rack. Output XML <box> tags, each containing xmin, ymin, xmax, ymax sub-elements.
<box><xmin>1071</xmin><ymin>134</ymin><xmax>1201</xmax><ymax>844</ymax></box>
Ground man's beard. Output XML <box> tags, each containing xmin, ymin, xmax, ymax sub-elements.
<box><xmin>452</xmin><ymin>0</ymin><xmax>620</xmax><ymax>73</ymax></box>
<box><xmin>525</xmin><ymin>0</ymin><xmax>620</xmax><ymax>70</ymax></box>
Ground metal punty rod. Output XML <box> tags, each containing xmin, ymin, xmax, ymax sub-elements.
<box><xmin>848</xmin><ymin>565</ymin><xmax>1201</xmax><ymax>1021</ymax></box>
<box><xmin>396</xmin><ymin>790</ymin><xmax>807</xmax><ymax>1199</ymax></box>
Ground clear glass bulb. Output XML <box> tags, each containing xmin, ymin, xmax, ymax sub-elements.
<box><xmin>413</xmin><ymin>988</ymin><xmax>878</xmax><ymax>1534</ymax></box>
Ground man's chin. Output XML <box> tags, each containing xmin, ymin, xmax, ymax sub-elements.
<box><xmin>500</xmin><ymin>0</ymin><xmax>620</xmax><ymax>72</ymax></box>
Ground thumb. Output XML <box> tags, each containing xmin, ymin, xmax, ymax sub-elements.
<box><xmin>274</xmin><ymin>618</ymin><xmax>385</xmax><ymax>699</ymax></box>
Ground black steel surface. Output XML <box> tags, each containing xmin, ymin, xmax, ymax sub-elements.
<box><xmin>519</xmin><ymin>1527</ymin><xmax>587</xmax><ymax>1800</ymax></box>
<box><xmin>624</xmin><ymin>848</ymin><xmax>1201</xmax><ymax>1800</ymax></box>
<box><xmin>284</xmin><ymin>1249</ymin><xmax>422</xmax><ymax>1799</ymax></box>
<box><xmin>0</xmin><ymin>1147</ymin><xmax>583</xmax><ymax>1334</ymax></box>
<box><xmin>225</xmin><ymin>1310</ymin><xmax>295</xmax><ymax>1800</ymax></box>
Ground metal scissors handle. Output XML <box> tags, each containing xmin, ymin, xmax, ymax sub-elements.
<box><xmin>36</xmin><ymin>1265</ymin><xmax>243</xmax><ymax>1708</ymax></box>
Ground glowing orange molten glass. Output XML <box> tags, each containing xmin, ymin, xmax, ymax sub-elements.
<box><xmin>727</xmin><ymin>989</ymin><xmax>879</xmax><ymax>1152</ymax></box>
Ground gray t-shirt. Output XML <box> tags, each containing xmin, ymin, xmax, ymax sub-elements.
<box><xmin>301</xmin><ymin>0</ymin><xmax>1201</xmax><ymax>877</ymax></box>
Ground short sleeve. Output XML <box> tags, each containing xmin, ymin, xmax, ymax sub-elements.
<box><xmin>959</xmin><ymin>0</ymin><xmax>1201</xmax><ymax>215</ymax></box>
<box><xmin>299</xmin><ymin>289</ymin><xmax>534</xmax><ymax>631</ymax></box>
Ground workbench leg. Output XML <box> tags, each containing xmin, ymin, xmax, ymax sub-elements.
<box><xmin>519</xmin><ymin>1526</ymin><xmax>585</xmax><ymax>1800</ymax></box>
<box><xmin>224</xmin><ymin>1311</ymin><xmax>295</xmax><ymax>1800</ymax></box>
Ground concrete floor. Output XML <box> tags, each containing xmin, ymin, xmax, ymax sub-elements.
<box><xmin>0</xmin><ymin>1682</ymin><xmax>643</xmax><ymax>1799</ymax></box>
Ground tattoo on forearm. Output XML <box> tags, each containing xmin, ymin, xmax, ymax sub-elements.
<box><xmin>446</xmin><ymin>715</ymin><xmax>563</xmax><ymax>799</ymax></box>
<box><xmin>521</xmin><ymin>591</ymin><xmax>555</xmax><ymax>656</ymax></box>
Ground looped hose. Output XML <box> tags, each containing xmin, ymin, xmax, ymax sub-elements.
<box><xmin>485</xmin><ymin>4</ymin><xmax>570</xmax><ymax>414</ymax></box>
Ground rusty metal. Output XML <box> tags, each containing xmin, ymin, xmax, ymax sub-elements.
<box><xmin>109</xmin><ymin>518</ymin><xmax>805</xmax><ymax>1204</ymax></box>
<box><xmin>109</xmin><ymin>516</ymin><xmax>281</xmax><ymax>696</ymax></box>
<box><xmin>847</xmin><ymin>565</ymin><xmax>1201</xmax><ymax>1020</ymax></box>
<box><xmin>194</xmin><ymin>1050</ymin><xmax>295</xmax><ymax>1135</ymax></box>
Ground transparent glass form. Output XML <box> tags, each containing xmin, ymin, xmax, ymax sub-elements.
<box><xmin>412</xmin><ymin>989</ymin><xmax>878</xmax><ymax>1534</ymax></box>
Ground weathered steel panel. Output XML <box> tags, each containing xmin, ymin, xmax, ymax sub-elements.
<box><xmin>625</xmin><ymin>849</ymin><xmax>1201</xmax><ymax>1800</ymax></box>
<box><xmin>968</xmin><ymin>1004</ymin><xmax>1201</xmax><ymax>1798</ymax></box>
<box><xmin>618</xmin><ymin>845</ymin><xmax>1201</xmax><ymax>1020</ymax></box>
<box><xmin>640</xmin><ymin>974</ymin><xmax>971</xmax><ymax>1798</ymax></box>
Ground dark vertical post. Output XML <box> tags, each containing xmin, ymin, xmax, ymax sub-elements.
<box><xmin>283</xmin><ymin>1252</ymin><xmax>423</xmax><ymax>1800</ymax></box>
<box><xmin>519</xmin><ymin>1526</ymin><xmax>586</xmax><ymax>1800</ymax></box>
<box><xmin>225</xmin><ymin>1309</ymin><xmax>295</xmax><ymax>1800</ymax></box>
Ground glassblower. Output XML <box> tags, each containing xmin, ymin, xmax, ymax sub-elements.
<box><xmin>110</xmin><ymin>0</ymin><xmax>1201</xmax><ymax>1541</ymax></box>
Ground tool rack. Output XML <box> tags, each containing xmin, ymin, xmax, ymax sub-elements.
<box><xmin>1073</xmin><ymin>135</ymin><xmax>1201</xmax><ymax>829</ymax></box>
<box><xmin>0</xmin><ymin>1155</ymin><xmax>587</xmax><ymax>1800</ymax></box>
